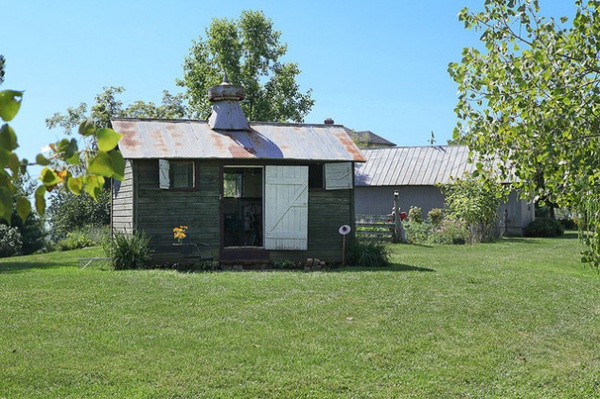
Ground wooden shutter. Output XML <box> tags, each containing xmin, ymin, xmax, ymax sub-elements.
<box><xmin>325</xmin><ymin>162</ymin><xmax>353</xmax><ymax>190</ymax></box>
<box><xmin>159</xmin><ymin>159</ymin><xmax>170</xmax><ymax>189</ymax></box>
<box><xmin>264</xmin><ymin>165</ymin><xmax>308</xmax><ymax>250</ymax></box>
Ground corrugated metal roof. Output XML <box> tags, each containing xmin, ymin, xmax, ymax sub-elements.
<box><xmin>355</xmin><ymin>145</ymin><xmax>477</xmax><ymax>186</ymax></box>
<box><xmin>112</xmin><ymin>118</ymin><xmax>365</xmax><ymax>162</ymax></box>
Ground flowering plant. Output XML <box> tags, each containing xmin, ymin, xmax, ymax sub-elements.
<box><xmin>173</xmin><ymin>225</ymin><xmax>188</xmax><ymax>243</ymax></box>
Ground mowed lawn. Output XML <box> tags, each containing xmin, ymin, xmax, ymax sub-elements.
<box><xmin>1</xmin><ymin>235</ymin><xmax>599</xmax><ymax>398</ymax></box>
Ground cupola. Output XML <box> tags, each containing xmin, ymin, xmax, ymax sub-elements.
<box><xmin>207</xmin><ymin>73</ymin><xmax>249</xmax><ymax>131</ymax></box>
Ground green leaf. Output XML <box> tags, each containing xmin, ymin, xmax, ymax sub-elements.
<box><xmin>0</xmin><ymin>90</ymin><xmax>23</xmax><ymax>122</ymax></box>
<box><xmin>0</xmin><ymin>123</ymin><xmax>18</xmax><ymax>151</ymax></box>
<box><xmin>35</xmin><ymin>185</ymin><xmax>46</xmax><ymax>217</ymax></box>
<box><xmin>96</xmin><ymin>128</ymin><xmax>123</xmax><ymax>152</ymax></box>
<box><xmin>16</xmin><ymin>196</ymin><xmax>31</xmax><ymax>222</ymax></box>
<box><xmin>109</xmin><ymin>150</ymin><xmax>125</xmax><ymax>181</ymax></box>
<box><xmin>7</xmin><ymin>152</ymin><xmax>20</xmax><ymax>178</ymax></box>
<box><xmin>36</xmin><ymin>153</ymin><xmax>51</xmax><ymax>166</ymax></box>
<box><xmin>0</xmin><ymin>148</ymin><xmax>9</xmax><ymax>168</ymax></box>
<box><xmin>0</xmin><ymin>186</ymin><xmax>12</xmax><ymax>223</ymax></box>
<box><xmin>83</xmin><ymin>175</ymin><xmax>105</xmax><ymax>199</ymax></box>
<box><xmin>39</xmin><ymin>167</ymin><xmax>62</xmax><ymax>187</ymax></box>
<box><xmin>78</xmin><ymin>118</ymin><xmax>95</xmax><ymax>136</ymax></box>
<box><xmin>88</xmin><ymin>151</ymin><xmax>115</xmax><ymax>177</ymax></box>
<box><xmin>67</xmin><ymin>176</ymin><xmax>83</xmax><ymax>195</ymax></box>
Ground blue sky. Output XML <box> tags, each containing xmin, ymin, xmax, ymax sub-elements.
<box><xmin>2</xmin><ymin>1</ymin><xmax>576</xmax><ymax>163</ymax></box>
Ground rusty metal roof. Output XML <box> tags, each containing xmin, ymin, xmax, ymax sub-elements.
<box><xmin>355</xmin><ymin>145</ymin><xmax>477</xmax><ymax>186</ymax></box>
<box><xmin>112</xmin><ymin>118</ymin><xmax>365</xmax><ymax>162</ymax></box>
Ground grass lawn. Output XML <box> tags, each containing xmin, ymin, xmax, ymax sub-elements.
<box><xmin>1</xmin><ymin>235</ymin><xmax>599</xmax><ymax>398</ymax></box>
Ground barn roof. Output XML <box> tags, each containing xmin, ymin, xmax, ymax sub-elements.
<box><xmin>112</xmin><ymin>118</ymin><xmax>365</xmax><ymax>162</ymax></box>
<box><xmin>355</xmin><ymin>145</ymin><xmax>477</xmax><ymax>186</ymax></box>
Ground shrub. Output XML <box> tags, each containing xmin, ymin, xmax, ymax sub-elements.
<box><xmin>405</xmin><ymin>221</ymin><xmax>431</xmax><ymax>244</ymax></box>
<box><xmin>524</xmin><ymin>218</ymin><xmax>565</xmax><ymax>237</ymax></box>
<box><xmin>428</xmin><ymin>208</ymin><xmax>444</xmax><ymax>227</ymax></box>
<box><xmin>559</xmin><ymin>218</ymin><xmax>577</xmax><ymax>230</ymax></box>
<box><xmin>408</xmin><ymin>206</ymin><xmax>423</xmax><ymax>224</ymax></box>
<box><xmin>429</xmin><ymin>219</ymin><xmax>468</xmax><ymax>245</ymax></box>
<box><xmin>57</xmin><ymin>231</ymin><xmax>96</xmax><ymax>251</ymax></box>
<box><xmin>346</xmin><ymin>241</ymin><xmax>390</xmax><ymax>267</ymax></box>
<box><xmin>0</xmin><ymin>225</ymin><xmax>22</xmax><ymax>257</ymax></box>
<box><xmin>272</xmin><ymin>259</ymin><xmax>303</xmax><ymax>270</ymax></box>
<box><xmin>103</xmin><ymin>231</ymin><xmax>152</xmax><ymax>270</ymax></box>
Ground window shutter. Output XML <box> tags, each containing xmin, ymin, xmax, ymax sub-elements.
<box><xmin>325</xmin><ymin>162</ymin><xmax>353</xmax><ymax>190</ymax></box>
<box><xmin>159</xmin><ymin>159</ymin><xmax>170</xmax><ymax>189</ymax></box>
<box><xmin>264</xmin><ymin>165</ymin><xmax>308</xmax><ymax>250</ymax></box>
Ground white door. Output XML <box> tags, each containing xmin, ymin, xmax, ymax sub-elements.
<box><xmin>264</xmin><ymin>165</ymin><xmax>308</xmax><ymax>250</ymax></box>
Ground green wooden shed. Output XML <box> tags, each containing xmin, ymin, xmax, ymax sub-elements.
<box><xmin>111</xmin><ymin>79</ymin><xmax>365</xmax><ymax>266</ymax></box>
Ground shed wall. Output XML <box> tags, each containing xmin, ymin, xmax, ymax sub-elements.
<box><xmin>134</xmin><ymin>159</ymin><xmax>221</xmax><ymax>263</ymax></box>
<box><xmin>112</xmin><ymin>160</ymin><xmax>135</xmax><ymax>233</ymax></box>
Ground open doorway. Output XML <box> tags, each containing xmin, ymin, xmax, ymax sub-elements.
<box><xmin>223</xmin><ymin>167</ymin><xmax>263</xmax><ymax>247</ymax></box>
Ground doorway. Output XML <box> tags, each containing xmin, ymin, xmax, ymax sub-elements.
<box><xmin>223</xmin><ymin>167</ymin><xmax>263</xmax><ymax>247</ymax></box>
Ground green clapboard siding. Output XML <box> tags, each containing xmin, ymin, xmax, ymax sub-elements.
<box><xmin>270</xmin><ymin>189</ymin><xmax>355</xmax><ymax>263</ymax></box>
<box><xmin>134</xmin><ymin>159</ymin><xmax>221</xmax><ymax>262</ymax></box>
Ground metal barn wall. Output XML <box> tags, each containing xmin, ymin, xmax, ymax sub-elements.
<box><xmin>354</xmin><ymin>185</ymin><xmax>445</xmax><ymax>217</ymax></box>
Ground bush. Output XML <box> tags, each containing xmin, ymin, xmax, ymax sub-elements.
<box><xmin>559</xmin><ymin>218</ymin><xmax>577</xmax><ymax>230</ymax></box>
<box><xmin>405</xmin><ymin>221</ymin><xmax>431</xmax><ymax>244</ymax></box>
<box><xmin>429</xmin><ymin>219</ymin><xmax>468</xmax><ymax>245</ymax></box>
<box><xmin>524</xmin><ymin>218</ymin><xmax>565</xmax><ymax>237</ymax></box>
<box><xmin>0</xmin><ymin>225</ymin><xmax>22</xmax><ymax>257</ymax></box>
<box><xmin>346</xmin><ymin>241</ymin><xmax>390</xmax><ymax>267</ymax></box>
<box><xmin>428</xmin><ymin>208</ymin><xmax>444</xmax><ymax>227</ymax></box>
<box><xmin>408</xmin><ymin>206</ymin><xmax>423</xmax><ymax>224</ymax></box>
<box><xmin>103</xmin><ymin>231</ymin><xmax>152</xmax><ymax>270</ymax></box>
<box><xmin>57</xmin><ymin>231</ymin><xmax>97</xmax><ymax>251</ymax></box>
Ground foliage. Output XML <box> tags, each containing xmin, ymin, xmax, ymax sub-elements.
<box><xmin>0</xmin><ymin>224</ymin><xmax>21</xmax><ymax>257</ymax></box>
<box><xmin>524</xmin><ymin>218</ymin><xmax>565</xmax><ymax>238</ymax></box>
<box><xmin>404</xmin><ymin>220</ymin><xmax>431</xmax><ymax>244</ymax></box>
<box><xmin>0</xmin><ymin>74</ymin><xmax>124</xmax><ymax>223</ymax></box>
<box><xmin>0</xmin><ymin>55</ymin><xmax>4</xmax><ymax>85</ymax></box>
<box><xmin>442</xmin><ymin>174</ymin><xmax>502</xmax><ymax>243</ymax></box>
<box><xmin>57</xmin><ymin>230</ymin><xmax>97</xmax><ymax>251</ymax></box>
<box><xmin>272</xmin><ymin>259</ymin><xmax>303</xmax><ymax>270</ymax></box>
<box><xmin>46</xmin><ymin>86</ymin><xmax>186</xmax><ymax>137</ymax></box>
<box><xmin>428</xmin><ymin>207</ymin><xmax>444</xmax><ymax>227</ymax></box>
<box><xmin>177</xmin><ymin>10</ymin><xmax>314</xmax><ymax>122</ymax></box>
<box><xmin>428</xmin><ymin>219</ymin><xmax>468</xmax><ymax>245</ymax></box>
<box><xmin>408</xmin><ymin>206</ymin><xmax>423</xmax><ymax>224</ymax></box>
<box><xmin>3</xmin><ymin>176</ymin><xmax>48</xmax><ymax>254</ymax></box>
<box><xmin>346</xmin><ymin>241</ymin><xmax>390</xmax><ymax>267</ymax></box>
<box><xmin>449</xmin><ymin>0</ymin><xmax>600</xmax><ymax>266</ymax></box>
<box><xmin>47</xmin><ymin>188</ymin><xmax>110</xmax><ymax>241</ymax></box>
<box><xmin>405</xmin><ymin>217</ymin><xmax>468</xmax><ymax>245</ymax></box>
<box><xmin>103</xmin><ymin>231</ymin><xmax>151</xmax><ymax>270</ymax></box>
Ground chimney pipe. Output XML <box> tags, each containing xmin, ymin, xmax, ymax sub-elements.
<box><xmin>324</xmin><ymin>118</ymin><xmax>334</xmax><ymax>125</ymax></box>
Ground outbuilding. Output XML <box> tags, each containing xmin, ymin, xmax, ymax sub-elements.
<box><xmin>111</xmin><ymin>78</ymin><xmax>365</xmax><ymax>266</ymax></box>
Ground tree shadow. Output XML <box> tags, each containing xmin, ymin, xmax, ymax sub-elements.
<box><xmin>0</xmin><ymin>260</ymin><xmax>76</xmax><ymax>274</ymax></box>
<box><xmin>334</xmin><ymin>263</ymin><xmax>435</xmax><ymax>273</ymax></box>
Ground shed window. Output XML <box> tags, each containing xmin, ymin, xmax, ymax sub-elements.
<box><xmin>159</xmin><ymin>160</ymin><xmax>195</xmax><ymax>189</ymax></box>
<box><xmin>309</xmin><ymin>164</ymin><xmax>324</xmax><ymax>189</ymax></box>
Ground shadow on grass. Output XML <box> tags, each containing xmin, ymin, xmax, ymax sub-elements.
<box><xmin>331</xmin><ymin>263</ymin><xmax>436</xmax><ymax>273</ymax></box>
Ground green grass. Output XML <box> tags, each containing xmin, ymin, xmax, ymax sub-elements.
<box><xmin>1</xmin><ymin>235</ymin><xmax>599</xmax><ymax>398</ymax></box>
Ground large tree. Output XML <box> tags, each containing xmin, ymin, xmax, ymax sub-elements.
<box><xmin>177</xmin><ymin>10</ymin><xmax>314</xmax><ymax>122</ymax></box>
<box><xmin>449</xmin><ymin>0</ymin><xmax>600</xmax><ymax>266</ymax></box>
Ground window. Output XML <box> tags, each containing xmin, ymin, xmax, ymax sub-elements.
<box><xmin>159</xmin><ymin>160</ymin><xmax>195</xmax><ymax>189</ymax></box>
<box><xmin>309</xmin><ymin>164</ymin><xmax>324</xmax><ymax>189</ymax></box>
